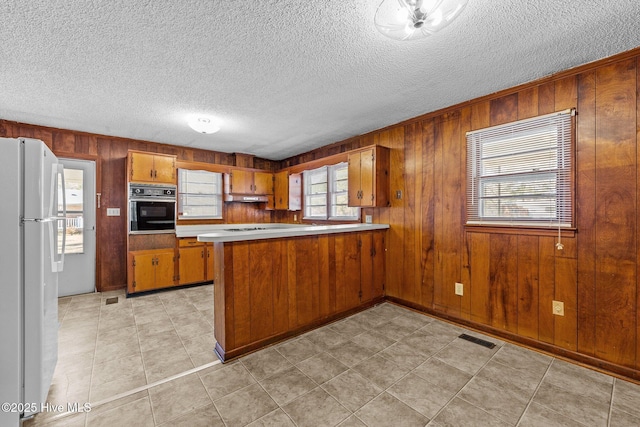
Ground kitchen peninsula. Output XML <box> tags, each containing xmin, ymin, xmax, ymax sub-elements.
<box><xmin>196</xmin><ymin>223</ymin><xmax>389</xmax><ymax>361</ymax></box>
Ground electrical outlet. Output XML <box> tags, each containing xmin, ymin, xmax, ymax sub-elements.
<box><xmin>294</xmin><ymin>214</ymin><xmax>297</xmax><ymax>222</ymax></box>
<box><xmin>552</xmin><ymin>300</ymin><xmax>565</xmax><ymax>316</ymax></box>
<box><xmin>365</xmin><ymin>215</ymin><xmax>372</xmax><ymax>224</ymax></box>
<box><xmin>455</xmin><ymin>282</ymin><xmax>464</xmax><ymax>296</ymax></box>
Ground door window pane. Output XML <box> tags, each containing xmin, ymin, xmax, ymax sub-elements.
<box><xmin>60</xmin><ymin>168</ymin><xmax>84</xmax><ymax>254</ymax></box>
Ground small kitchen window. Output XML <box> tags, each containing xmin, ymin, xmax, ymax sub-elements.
<box><xmin>303</xmin><ymin>163</ymin><xmax>359</xmax><ymax>221</ymax></box>
<box><xmin>466</xmin><ymin>109</ymin><xmax>574</xmax><ymax>229</ymax></box>
<box><xmin>177</xmin><ymin>169</ymin><xmax>223</xmax><ymax>219</ymax></box>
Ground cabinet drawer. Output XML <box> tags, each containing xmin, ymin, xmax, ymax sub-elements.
<box><xmin>178</xmin><ymin>237</ymin><xmax>204</xmax><ymax>247</ymax></box>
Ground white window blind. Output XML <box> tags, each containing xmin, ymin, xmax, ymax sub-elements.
<box><xmin>466</xmin><ymin>109</ymin><xmax>574</xmax><ymax>228</ymax></box>
<box><xmin>177</xmin><ymin>169</ymin><xmax>223</xmax><ymax>219</ymax></box>
<box><xmin>329</xmin><ymin>162</ymin><xmax>359</xmax><ymax>220</ymax></box>
<box><xmin>303</xmin><ymin>166</ymin><xmax>328</xmax><ymax>219</ymax></box>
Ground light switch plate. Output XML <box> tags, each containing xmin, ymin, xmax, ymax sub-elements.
<box><xmin>106</xmin><ymin>208</ymin><xmax>120</xmax><ymax>217</ymax></box>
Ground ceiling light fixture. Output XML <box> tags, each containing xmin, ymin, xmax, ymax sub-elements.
<box><xmin>188</xmin><ymin>116</ymin><xmax>220</xmax><ymax>134</ymax></box>
<box><xmin>375</xmin><ymin>0</ymin><xmax>468</xmax><ymax>41</ymax></box>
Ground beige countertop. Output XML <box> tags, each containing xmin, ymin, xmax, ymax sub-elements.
<box><xmin>195</xmin><ymin>223</ymin><xmax>389</xmax><ymax>243</ymax></box>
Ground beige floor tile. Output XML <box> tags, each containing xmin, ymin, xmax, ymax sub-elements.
<box><xmin>157</xmin><ymin>403</ymin><xmax>224</xmax><ymax>427</ymax></box>
<box><xmin>613</xmin><ymin>378</ymin><xmax>640</xmax><ymax>418</ymax></box>
<box><xmin>200</xmin><ymin>362</ymin><xmax>257</xmax><ymax>400</ymax></box>
<box><xmin>86</xmin><ymin>396</ymin><xmax>154</xmax><ymax>427</ymax></box>
<box><xmin>88</xmin><ymin>390</ymin><xmax>148</xmax><ymax>416</ymax></box>
<box><xmin>431</xmin><ymin>397</ymin><xmax>512</xmax><ymax>427</ymax></box>
<box><xmin>352</xmin><ymin>354</ymin><xmax>410</xmax><ymax>389</ymax></box>
<box><xmin>23</xmin><ymin>411</ymin><xmax>87</xmax><ymax>427</ymax></box>
<box><xmin>296</xmin><ymin>352</ymin><xmax>349</xmax><ymax>384</ymax></box>
<box><xmin>90</xmin><ymin>371</ymin><xmax>147</xmax><ymax>403</ymax></box>
<box><xmin>241</xmin><ymin>348</ymin><xmax>293</xmax><ymax>380</ymax></box>
<box><xmin>518</xmin><ymin>402</ymin><xmax>586</xmax><ymax>427</ymax></box>
<box><xmin>329</xmin><ymin>340</ymin><xmax>377</xmax><ymax>368</ymax></box>
<box><xmin>94</xmin><ymin>335</ymin><xmax>141</xmax><ymax>364</ymax></box>
<box><xmin>533</xmin><ymin>381</ymin><xmax>610</xmax><ymax>426</ymax></box>
<box><xmin>50</xmin><ymin>285</ymin><xmax>640</xmax><ymax>427</ymax></box>
<box><xmin>412</xmin><ymin>358</ymin><xmax>472</xmax><ymax>395</ymax></box>
<box><xmin>139</xmin><ymin>329</ymin><xmax>182</xmax><ymax>354</ymax></box>
<box><xmin>91</xmin><ymin>353</ymin><xmax>145</xmax><ymax>386</ymax></box>
<box><xmin>247</xmin><ymin>408</ymin><xmax>296</xmax><ymax>426</ymax></box>
<box><xmin>276</xmin><ymin>337</ymin><xmax>321</xmax><ymax>365</ymax></box>
<box><xmin>321</xmin><ymin>369</ymin><xmax>383</xmax><ymax>412</ymax></box>
<box><xmin>282</xmin><ymin>387</ymin><xmax>351</xmax><ymax>427</ymax></box>
<box><xmin>213</xmin><ymin>383</ymin><xmax>278</xmax><ymax>426</ymax></box>
<box><xmin>544</xmin><ymin>358</ymin><xmax>614</xmax><ymax>403</ymax></box>
<box><xmin>259</xmin><ymin>366</ymin><xmax>317</xmax><ymax>406</ymax></box>
<box><xmin>387</xmin><ymin>373</ymin><xmax>452</xmax><ymax>419</ymax></box>
<box><xmin>355</xmin><ymin>392</ymin><xmax>428</xmax><ymax>427</ymax></box>
<box><xmin>148</xmin><ymin>373</ymin><xmax>213</xmax><ymax>425</ymax></box>
<box><xmin>458</xmin><ymin>374</ymin><xmax>531</xmax><ymax>425</ymax></box>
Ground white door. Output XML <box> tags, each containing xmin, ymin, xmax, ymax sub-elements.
<box><xmin>58</xmin><ymin>159</ymin><xmax>96</xmax><ymax>296</ymax></box>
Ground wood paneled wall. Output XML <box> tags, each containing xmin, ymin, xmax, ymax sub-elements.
<box><xmin>0</xmin><ymin>121</ymin><xmax>276</xmax><ymax>291</ymax></box>
<box><xmin>280</xmin><ymin>48</ymin><xmax>640</xmax><ymax>379</ymax></box>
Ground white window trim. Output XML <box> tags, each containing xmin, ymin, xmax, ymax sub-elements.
<box><xmin>303</xmin><ymin>163</ymin><xmax>360</xmax><ymax>221</ymax></box>
<box><xmin>177</xmin><ymin>169</ymin><xmax>223</xmax><ymax>220</ymax></box>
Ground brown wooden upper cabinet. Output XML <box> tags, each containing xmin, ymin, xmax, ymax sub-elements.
<box><xmin>273</xmin><ymin>171</ymin><xmax>302</xmax><ymax>210</ymax></box>
<box><xmin>128</xmin><ymin>151</ymin><xmax>177</xmax><ymax>184</ymax></box>
<box><xmin>226</xmin><ymin>169</ymin><xmax>274</xmax><ymax>195</ymax></box>
<box><xmin>347</xmin><ymin>146</ymin><xmax>390</xmax><ymax>207</ymax></box>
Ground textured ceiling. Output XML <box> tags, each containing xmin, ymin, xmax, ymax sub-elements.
<box><xmin>1</xmin><ymin>1</ymin><xmax>639</xmax><ymax>160</ymax></box>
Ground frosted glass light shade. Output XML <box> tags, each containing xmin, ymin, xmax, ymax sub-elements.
<box><xmin>375</xmin><ymin>0</ymin><xmax>468</xmax><ymax>41</ymax></box>
<box><xmin>188</xmin><ymin>117</ymin><xmax>220</xmax><ymax>134</ymax></box>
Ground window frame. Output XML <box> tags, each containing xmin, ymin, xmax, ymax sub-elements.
<box><xmin>177</xmin><ymin>168</ymin><xmax>223</xmax><ymax>220</ymax></box>
<box><xmin>303</xmin><ymin>163</ymin><xmax>360</xmax><ymax>221</ymax></box>
<box><xmin>466</xmin><ymin>109</ymin><xmax>575</xmax><ymax>230</ymax></box>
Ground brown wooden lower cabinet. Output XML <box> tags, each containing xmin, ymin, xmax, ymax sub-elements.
<box><xmin>127</xmin><ymin>249</ymin><xmax>176</xmax><ymax>293</ymax></box>
<box><xmin>213</xmin><ymin>230</ymin><xmax>386</xmax><ymax>361</ymax></box>
<box><xmin>177</xmin><ymin>238</ymin><xmax>211</xmax><ymax>285</ymax></box>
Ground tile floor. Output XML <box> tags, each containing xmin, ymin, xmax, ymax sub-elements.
<box><xmin>24</xmin><ymin>285</ymin><xmax>640</xmax><ymax>427</ymax></box>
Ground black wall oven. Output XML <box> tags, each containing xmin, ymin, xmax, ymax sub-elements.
<box><xmin>129</xmin><ymin>183</ymin><xmax>176</xmax><ymax>234</ymax></box>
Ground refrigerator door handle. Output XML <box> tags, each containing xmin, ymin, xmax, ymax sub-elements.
<box><xmin>50</xmin><ymin>163</ymin><xmax>66</xmax><ymax>272</ymax></box>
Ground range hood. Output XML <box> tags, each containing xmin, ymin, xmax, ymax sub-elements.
<box><xmin>224</xmin><ymin>193</ymin><xmax>269</xmax><ymax>203</ymax></box>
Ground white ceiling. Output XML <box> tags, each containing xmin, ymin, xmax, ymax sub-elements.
<box><xmin>2</xmin><ymin>1</ymin><xmax>639</xmax><ymax>161</ymax></box>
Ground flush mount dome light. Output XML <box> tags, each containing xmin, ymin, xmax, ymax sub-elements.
<box><xmin>375</xmin><ymin>0</ymin><xmax>468</xmax><ymax>41</ymax></box>
<box><xmin>188</xmin><ymin>116</ymin><xmax>220</xmax><ymax>134</ymax></box>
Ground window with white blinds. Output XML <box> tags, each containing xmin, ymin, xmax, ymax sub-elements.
<box><xmin>466</xmin><ymin>109</ymin><xmax>574</xmax><ymax>228</ymax></box>
<box><xmin>177</xmin><ymin>169</ymin><xmax>223</xmax><ymax>219</ymax></box>
<box><xmin>303</xmin><ymin>166</ymin><xmax>328</xmax><ymax>220</ymax></box>
<box><xmin>303</xmin><ymin>163</ymin><xmax>360</xmax><ymax>220</ymax></box>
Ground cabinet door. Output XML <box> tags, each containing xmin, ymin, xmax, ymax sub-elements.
<box><xmin>179</xmin><ymin>246</ymin><xmax>206</xmax><ymax>285</ymax></box>
<box><xmin>288</xmin><ymin>173</ymin><xmax>301</xmax><ymax>211</ymax></box>
<box><xmin>372</xmin><ymin>230</ymin><xmax>385</xmax><ymax>298</ymax></box>
<box><xmin>230</xmin><ymin>169</ymin><xmax>254</xmax><ymax>194</ymax></box>
<box><xmin>130</xmin><ymin>252</ymin><xmax>157</xmax><ymax>292</ymax></box>
<box><xmin>153</xmin><ymin>155</ymin><xmax>176</xmax><ymax>184</ymax></box>
<box><xmin>206</xmin><ymin>244</ymin><xmax>215</xmax><ymax>282</ymax></box>
<box><xmin>360</xmin><ymin>232</ymin><xmax>374</xmax><ymax>303</ymax></box>
<box><xmin>254</xmin><ymin>172</ymin><xmax>274</xmax><ymax>195</ymax></box>
<box><xmin>347</xmin><ymin>151</ymin><xmax>362</xmax><ymax>206</ymax></box>
<box><xmin>129</xmin><ymin>152</ymin><xmax>155</xmax><ymax>183</ymax></box>
<box><xmin>359</xmin><ymin>148</ymin><xmax>375</xmax><ymax>207</ymax></box>
<box><xmin>274</xmin><ymin>171</ymin><xmax>289</xmax><ymax>210</ymax></box>
<box><xmin>155</xmin><ymin>250</ymin><xmax>177</xmax><ymax>288</ymax></box>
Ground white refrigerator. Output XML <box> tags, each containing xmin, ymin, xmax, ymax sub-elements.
<box><xmin>0</xmin><ymin>138</ymin><xmax>65</xmax><ymax>426</ymax></box>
